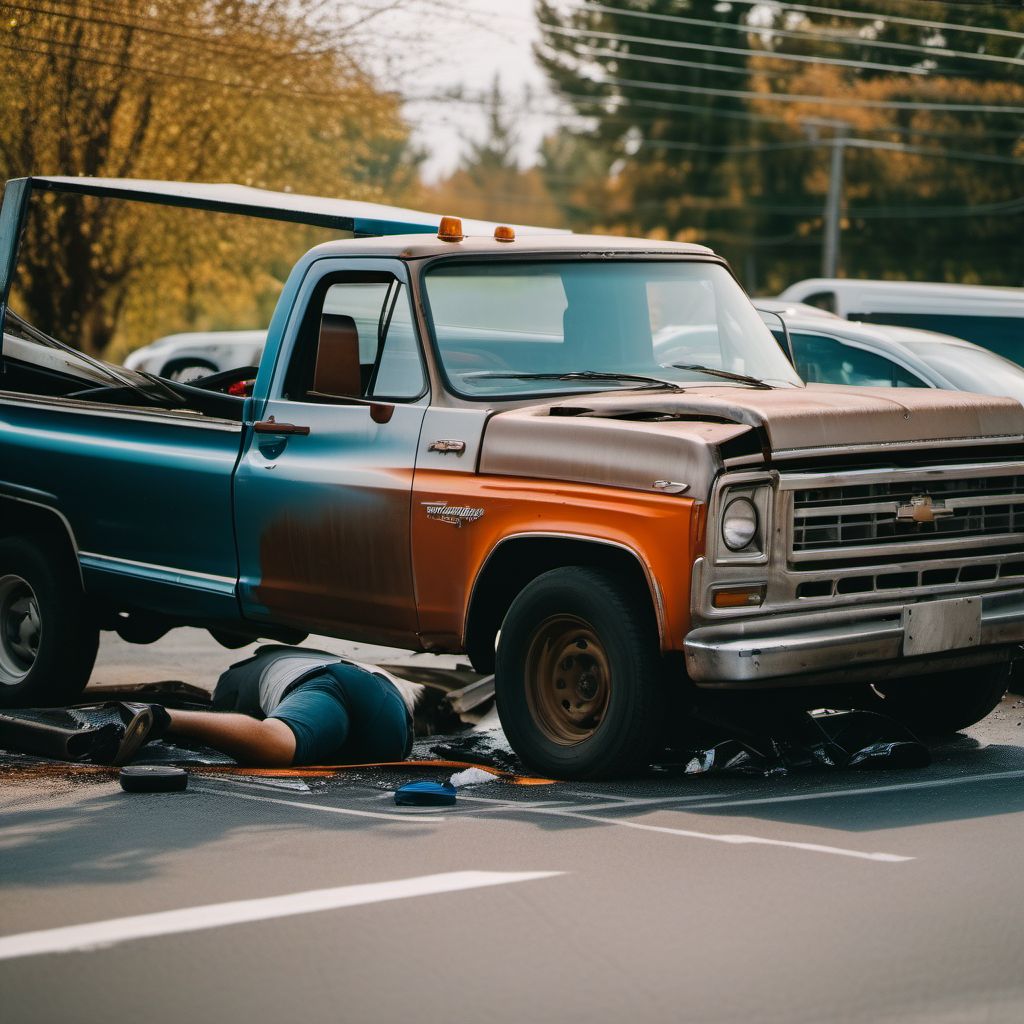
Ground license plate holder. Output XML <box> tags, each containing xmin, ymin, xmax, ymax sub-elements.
<box><xmin>902</xmin><ymin>597</ymin><xmax>981</xmax><ymax>657</ymax></box>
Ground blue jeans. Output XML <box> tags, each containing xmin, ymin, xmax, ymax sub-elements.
<box><xmin>268</xmin><ymin>663</ymin><xmax>413</xmax><ymax>766</ymax></box>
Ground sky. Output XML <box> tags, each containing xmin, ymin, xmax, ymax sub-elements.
<box><xmin>354</xmin><ymin>0</ymin><xmax>554</xmax><ymax>181</ymax></box>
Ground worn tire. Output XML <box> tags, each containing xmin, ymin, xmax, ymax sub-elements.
<box><xmin>495</xmin><ymin>567</ymin><xmax>667</xmax><ymax>779</ymax></box>
<box><xmin>867</xmin><ymin>662</ymin><xmax>1011</xmax><ymax>736</ymax></box>
<box><xmin>0</xmin><ymin>536</ymin><xmax>98</xmax><ymax>707</ymax></box>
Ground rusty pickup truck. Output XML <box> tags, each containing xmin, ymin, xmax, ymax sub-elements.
<box><xmin>2</xmin><ymin>176</ymin><xmax>1023</xmax><ymax>778</ymax></box>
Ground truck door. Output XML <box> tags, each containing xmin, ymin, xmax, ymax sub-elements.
<box><xmin>234</xmin><ymin>259</ymin><xmax>428</xmax><ymax>647</ymax></box>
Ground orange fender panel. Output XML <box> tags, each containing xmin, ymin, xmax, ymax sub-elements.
<box><xmin>412</xmin><ymin>470</ymin><xmax>705</xmax><ymax>651</ymax></box>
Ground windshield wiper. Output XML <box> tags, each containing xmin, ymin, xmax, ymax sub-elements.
<box><xmin>464</xmin><ymin>370</ymin><xmax>685</xmax><ymax>392</ymax></box>
<box><xmin>670</xmin><ymin>364</ymin><xmax>774</xmax><ymax>389</ymax></box>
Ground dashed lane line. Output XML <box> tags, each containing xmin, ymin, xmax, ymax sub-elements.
<box><xmin>450</xmin><ymin>795</ymin><xmax>912</xmax><ymax>862</ymax></box>
<box><xmin>0</xmin><ymin>871</ymin><xmax>563</xmax><ymax>962</ymax></box>
<box><xmin>193</xmin><ymin>784</ymin><xmax>445</xmax><ymax>822</ymax></box>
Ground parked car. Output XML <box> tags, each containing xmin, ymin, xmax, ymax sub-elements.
<box><xmin>769</xmin><ymin>314</ymin><xmax>1024</xmax><ymax>403</ymax></box>
<box><xmin>3</xmin><ymin>175</ymin><xmax>1024</xmax><ymax>778</ymax></box>
<box><xmin>124</xmin><ymin>329</ymin><xmax>266</xmax><ymax>381</ymax></box>
<box><xmin>752</xmin><ymin>298</ymin><xmax>842</xmax><ymax>320</ymax></box>
<box><xmin>778</xmin><ymin>278</ymin><xmax>1024</xmax><ymax>365</ymax></box>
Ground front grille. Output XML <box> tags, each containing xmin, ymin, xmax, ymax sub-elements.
<box><xmin>792</xmin><ymin>472</ymin><xmax>1024</xmax><ymax>553</ymax></box>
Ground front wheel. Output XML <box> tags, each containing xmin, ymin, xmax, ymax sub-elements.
<box><xmin>495</xmin><ymin>567</ymin><xmax>667</xmax><ymax>779</ymax></box>
<box><xmin>0</xmin><ymin>537</ymin><xmax>98</xmax><ymax>707</ymax></box>
<box><xmin>866</xmin><ymin>662</ymin><xmax>1011</xmax><ymax>736</ymax></box>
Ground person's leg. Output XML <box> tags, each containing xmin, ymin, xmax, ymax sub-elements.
<box><xmin>165</xmin><ymin>709</ymin><xmax>296</xmax><ymax>766</ymax></box>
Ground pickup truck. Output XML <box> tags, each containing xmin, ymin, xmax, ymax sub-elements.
<box><xmin>2</xmin><ymin>175</ymin><xmax>1024</xmax><ymax>778</ymax></box>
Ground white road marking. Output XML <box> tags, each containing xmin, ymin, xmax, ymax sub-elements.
<box><xmin>0</xmin><ymin>870</ymin><xmax>563</xmax><ymax>962</ymax></box>
<box><xmin>560</xmin><ymin>767</ymin><xmax>1024</xmax><ymax>814</ymax></box>
<box><xmin>201</xmin><ymin>774</ymin><xmax>910</xmax><ymax>861</ymax></box>
<box><xmin>453</xmin><ymin>795</ymin><xmax>911</xmax><ymax>862</ymax></box>
<box><xmin>194</xmin><ymin>784</ymin><xmax>443</xmax><ymax>822</ymax></box>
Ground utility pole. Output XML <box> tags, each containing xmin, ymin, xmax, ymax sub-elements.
<box><xmin>822</xmin><ymin>129</ymin><xmax>847</xmax><ymax>278</ymax></box>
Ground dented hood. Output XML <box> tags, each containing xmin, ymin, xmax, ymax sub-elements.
<box><xmin>479</xmin><ymin>384</ymin><xmax>1024</xmax><ymax>499</ymax></box>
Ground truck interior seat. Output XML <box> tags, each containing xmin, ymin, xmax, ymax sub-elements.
<box><xmin>311</xmin><ymin>313</ymin><xmax>362</xmax><ymax>398</ymax></box>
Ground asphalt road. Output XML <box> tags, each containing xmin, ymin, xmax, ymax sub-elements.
<box><xmin>4</xmin><ymin>632</ymin><xmax>1024</xmax><ymax>1023</ymax></box>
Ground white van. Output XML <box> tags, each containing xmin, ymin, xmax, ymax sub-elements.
<box><xmin>777</xmin><ymin>278</ymin><xmax>1024</xmax><ymax>365</ymax></box>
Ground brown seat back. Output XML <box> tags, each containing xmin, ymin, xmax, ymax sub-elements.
<box><xmin>312</xmin><ymin>313</ymin><xmax>362</xmax><ymax>398</ymax></box>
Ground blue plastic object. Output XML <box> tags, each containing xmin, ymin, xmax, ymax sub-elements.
<box><xmin>394</xmin><ymin>779</ymin><xmax>457</xmax><ymax>807</ymax></box>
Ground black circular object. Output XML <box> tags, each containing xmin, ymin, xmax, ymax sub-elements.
<box><xmin>119</xmin><ymin>765</ymin><xmax>188</xmax><ymax>793</ymax></box>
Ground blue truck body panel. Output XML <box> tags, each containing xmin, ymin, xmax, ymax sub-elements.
<box><xmin>0</xmin><ymin>396</ymin><xmax>244</xmax><ymax>620</ymax></box>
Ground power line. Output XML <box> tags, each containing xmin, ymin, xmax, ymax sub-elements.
<box><xmin>541</xmin><ymin>20</ymin><xmax>937</xmax><ymax>77</ymax></box>
<box><xmin>638</xmin><ymin>135</ymin><xmax>1024</xmax><ymax>166</ymax></box>
<box><xmin>841</xmin><ymin>136</ymin><xmax>1024</xmax><ymax>166</ymax></box>
<box><xmin>0</xmin><ymin>38</ymin><xmax>368</xmax><ymax>104</ymax></box>
<box><xmin>728</xmin><ymin>0</ymin><xmax>1024</xmax><ymax>41</ymax></box>
<box><xmin>570</xmin><ymin>43</ymin><xmax>781</xmax><ymax>79</ymax></box>
<box><xmin>595</xmin><ymin>73</ymin><xmax>1024</xmax><ymax>115</ymax></box>
<box><xmin>404</xmin><ymin>90</ymin><xmax>1024</xmax><ymax>142</ymax></box>
<box><xmin>562</xmin><ymin>0</ymin><xmax>1024</xmax><ymax>68</ymax></box>
<box><xmin>4</xmin><ymin>0</ymin><xmax>375</xmax><ymax>70</ymax></box>
<box><xmin>3</xmin><ymin>1</ymin><xmax>312</xmax><ymax>62</ymax></box>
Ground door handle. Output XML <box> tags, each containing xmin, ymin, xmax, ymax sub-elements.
<box><xmin>253</xmin><ymin>417</ymin><xmax>311</xmax><ymax>436</ymax></box>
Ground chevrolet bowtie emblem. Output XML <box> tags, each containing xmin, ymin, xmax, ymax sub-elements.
<box><xmin>422</xmin><ymin>501</ymin><xmax>485</xmax><ymax>528</ymax></box>
<box><xmin>895</xmin><ymin>494</ymin><xmax>953</xmax><ymax>525</ymax></box>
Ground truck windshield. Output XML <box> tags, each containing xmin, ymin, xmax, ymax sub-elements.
<box><xmin>424</xmin><ymin>259</ymin><xmax>803</xmax><ymax>398</ymax></box>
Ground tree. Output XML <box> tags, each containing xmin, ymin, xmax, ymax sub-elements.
<box><xmin>0</xmin><ymin>0</ymin><xmax>421</xmax><ymax>356</ymax></box>
<box><xmin>535</xmin><ymin>0</ymin><xmax>756</xmax><ymax>242</ymax></box>
<box><xmin>420</xmin><ymin>77</ymin><xmax>564</xmax><ymax>228</ymax></box>
<box><xmin>534</xmin><ymin>0</ymin><xmax>1024</xmax><ymax>289</ymax></box>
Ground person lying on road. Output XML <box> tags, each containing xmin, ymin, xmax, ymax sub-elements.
<box><xmin>140</xmin><ymin>646</ymin><xmax>421</xmax><ymax>767</ymax></box>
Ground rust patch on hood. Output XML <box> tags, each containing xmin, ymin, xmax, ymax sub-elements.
<box><xmin>548</xmin><ymin>384</ymin><xmax>1024</xmax><ymax>452</ymax></box>
<box><xmin>480</xmin><ymin>385</ymin><xmax>1024</xmax><ymax>500</ymax></box>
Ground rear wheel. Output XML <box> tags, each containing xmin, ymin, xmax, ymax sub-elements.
<box><xmin>495</xmin><ymin>567</ymin><xmax>667</xmax><ymax>779</ymax></box>
<box><xmin>0</xmin><ymin>537</ymin><xmax>98</xmax><ymax>707</ymax></box>
<box><xmin>866</xmin><ymin>662</ymin><xmax>1011</xmax><ymax>735</ymax></box>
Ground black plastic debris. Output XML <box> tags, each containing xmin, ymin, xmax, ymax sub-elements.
<box><xmin>664</xmin><ymin>708</ymin><xmax>930</xmax><ymax>777</ymax></box>
<box><xmin>120</xmin><ymin>765</ymin><xmax>189</xmax><ymax>793</ymax></box>
<box><xmin>429</xmin><ymin>730</ymin><xmax>523</xmax><ymax>774</ymax></box>
<box><xmin>0</xmin><ymin>705</ymin><xmax>128</xmax><ymax>765</ymax></box>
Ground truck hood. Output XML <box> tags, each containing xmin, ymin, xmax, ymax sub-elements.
<box><xmin>479</xmin><ymin>384</ymin><xmax>1024</xmax><ymax>499</ymax></box>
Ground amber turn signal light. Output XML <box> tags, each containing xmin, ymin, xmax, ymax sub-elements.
<box><xmin>437</xmin><ymin>216</ymin><xmax>464</xmax><ymax>242</ymax></box>
<box><xmin>712</xmin><ymin>586</ymin><xmax>766</xmax><ymax>609</ymax></box>
<box><xmin>494</xmin><ymin>224</ymin><xmax>516</xmax><ymax>242</ymax></box>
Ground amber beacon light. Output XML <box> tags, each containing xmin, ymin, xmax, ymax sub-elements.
<box><xmin>437</xmin><ymin>216</ymin><xmax>464</xmax><ymax>242</ymax></box>
<box><xmin>494</xmin><ymin>224</ymin><xmax>516</xmax><ymax>242</ymax></box>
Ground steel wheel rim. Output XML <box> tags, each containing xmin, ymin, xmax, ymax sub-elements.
<box><xmin>0</xmin><ymin>574</ymin><xmax>41</xmax><ymax>684</ymax></box>
<box><xmin>525</xmin><ymin>614</ymin><xmax>611</xmax><ymax>745</ymax></box>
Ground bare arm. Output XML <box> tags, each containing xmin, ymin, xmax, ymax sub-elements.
<box><xmin>165</xmin><ymin>709</ymin><xmax>296</xmax><ymax>767</ymax></box>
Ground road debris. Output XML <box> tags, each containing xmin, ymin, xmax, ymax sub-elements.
<box><xmin>394</xmin><ymin>780</ymin><xmax>457</xmax><ymax>806</ymax></box>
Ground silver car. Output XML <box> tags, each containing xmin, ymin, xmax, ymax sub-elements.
<box><xmin>765</xmin><ymin>313</ymin><xmax>1024</xmax><ymax>404</ymax></box>
<box><xmin>123</xmin><ymin>329</ymin><xmax>266</xmax><ymax>381</ymax></box>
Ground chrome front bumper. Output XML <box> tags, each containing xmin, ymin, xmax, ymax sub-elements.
<box><xmin>684</xmin><ymin>588</ymin><xmax>1024</xmax><ymax>687</ymax></box>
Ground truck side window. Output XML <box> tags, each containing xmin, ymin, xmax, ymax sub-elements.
<box><xmin>791</xmin><ymin>332</ymin><xmax>927</xmax><ymax>388</ymax></box>
<box><xmin>284</xmin><ymin>274</ymin><xmax>425</xmax><ymax>403</ymax></box>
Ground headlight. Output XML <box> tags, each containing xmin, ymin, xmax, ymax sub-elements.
<box><xmin>722</xmin><ymin>497</ymin><xmax>758</xmax><ymax>551</ymax></box>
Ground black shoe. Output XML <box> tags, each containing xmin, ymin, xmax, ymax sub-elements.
<box><xmin>118</xmin><ymin>702</ymin><xmax>172</xmax><ymax>740</ymax></box>
<box><xmin>112</xmin><ymin>703</ymin><xmax>173</xmax><ymax>765</ymax></box>
<box><xmin>113</xmin><ymin>705</ymin><xmax>154</xmax><ymax>766</ymax></box>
